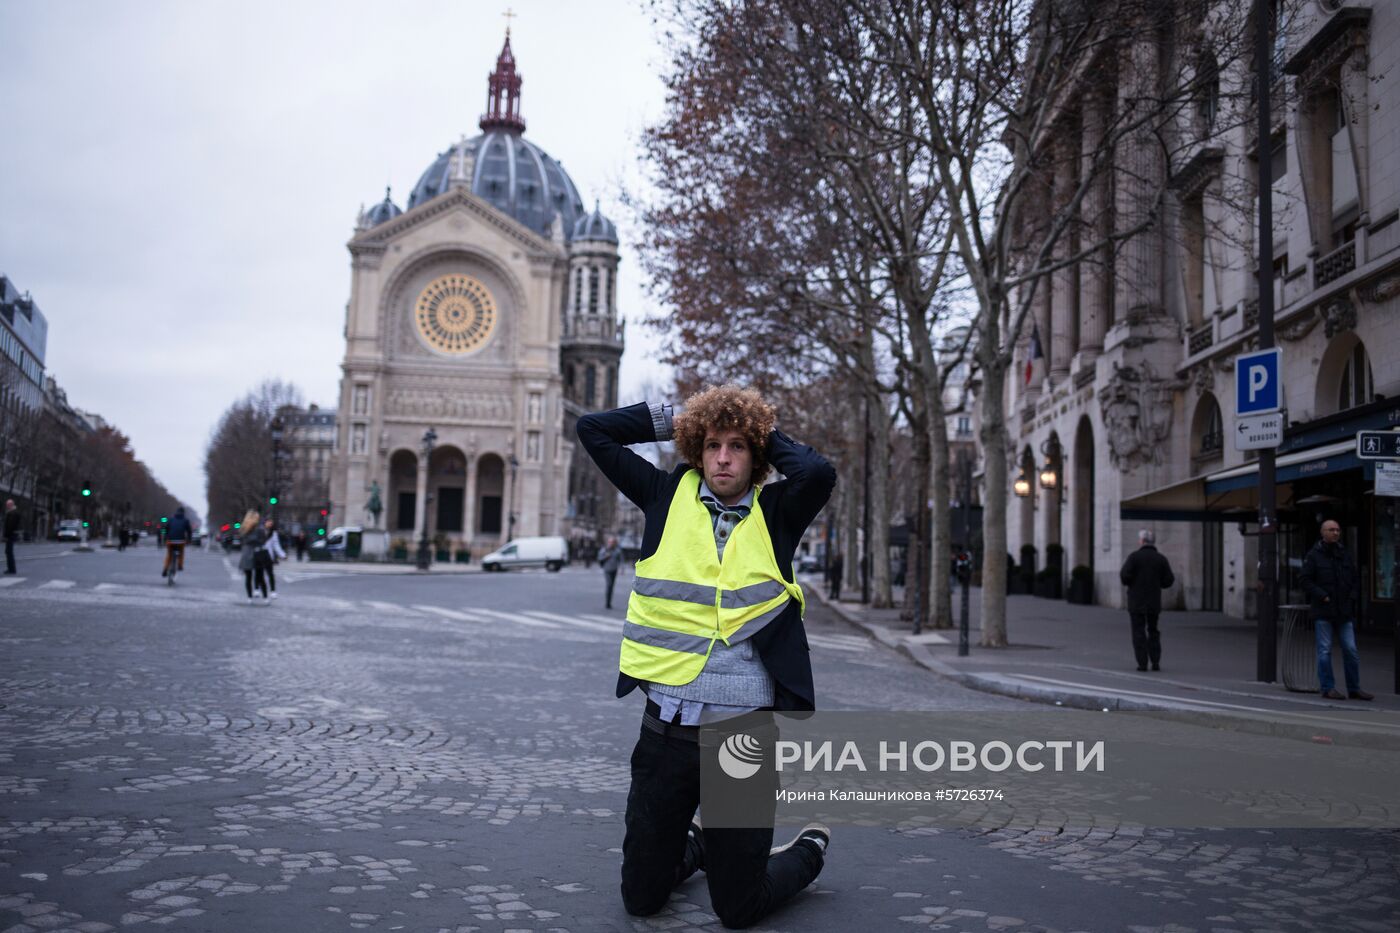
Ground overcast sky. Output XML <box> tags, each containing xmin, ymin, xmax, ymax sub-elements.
<box><xmin>0</xmin><ymin>0</ymin><xmax>672</xmax><ymax>519</ymax></box>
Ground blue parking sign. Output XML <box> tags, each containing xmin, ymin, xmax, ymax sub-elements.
<box><xmin>1235</xmin><ymin>348</ymin><xmax>1281</xmax><ymax>415</ymax></box>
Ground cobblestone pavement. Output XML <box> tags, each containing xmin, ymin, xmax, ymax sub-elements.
<box><xmin>1</xmin><ymin>548</ymin><xmax>1397</xmax><ymax>932</ymax></box>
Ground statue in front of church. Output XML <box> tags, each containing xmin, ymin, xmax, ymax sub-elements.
<box><xmin>365</xmin><ymin>480</ymin><xmax>383</xmax><ymax>528</ymax></box>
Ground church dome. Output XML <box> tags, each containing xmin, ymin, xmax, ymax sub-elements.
<box><xmin>406</xmin><ymin>131</ymin><xmax>585</xmax><ymax>240</ymax></box>
<box><xmin>572</xmin><ymin>203</ymin><xmax>618</xmax><ymax>244</ymax></box>
<box><xmin>404</xmin><ymin>31</ymin><xmax>586</xmax><ymax>241</ymax></box>
<box><xmin>364</xmin><ymin>187</ymin><xmax>402</xmax><ymax>226</ymax></box>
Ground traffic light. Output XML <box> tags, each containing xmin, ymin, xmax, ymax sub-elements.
<box><xmin>233</xmin><ymin>522</ymin><xmax>241</xmax><ymax>530</ymax></box>
<box><xmin>81</xmin><ymin>479</ymin><xmax>92</xmax><ymax>497</ymax></box>
<box><xmin>82</xmin><ymin>521</ymin><xmax>89</xmax><ymax>528</ymax></box>
<box><xmin>220</xmin><ymin>524</ymin><xmax>230</xmax><ymax>532</ymax></box>
<box><xmin>319</xmin><ymin>508</ymin><xmax>328</xmax><ymax>517</ymax></box>
<box><xmin>317</xmin><ymin>528</ymin><xmax>325</xmax><ymax>536</ymax></box>
<box><xmin>160</xmin><ymin>516</ymin><xmax>168</xmax><ymax>524</ymax></box>
<box><xmin>269</xmin><ymin>496</ymin><xmax>278</xmax><ymax>505</ymax></box>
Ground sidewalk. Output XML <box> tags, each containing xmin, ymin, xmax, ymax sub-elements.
<box><xmin>807</xmin><ymin>576</ymin><xmax>1400</xmax><ymax>749</ymax></box>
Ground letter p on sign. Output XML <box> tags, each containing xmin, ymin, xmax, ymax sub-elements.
<box><xmin>1235</xmin><ymin>348</ymin><xmax>1281</xmax><ymax>416</ymax></box>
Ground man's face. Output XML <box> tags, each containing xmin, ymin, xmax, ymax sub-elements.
<box><xmin>1321</xmin><ymin>521</ymin><xmax>1342</xmax><ymax>544</ymax></box>
<box><xmin>702</xmin><ymin>429</ymin><xmax>754</xmax><ymax>504</ymax></box>
<box><xmin>4</xmin><ymin>500</ymin><xmax>13</xmax><ymax>512</ymax></box>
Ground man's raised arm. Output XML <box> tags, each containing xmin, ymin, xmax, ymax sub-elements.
<box><xmin>768</xmin><ymin>429</ymin><xmax>837</xmax><ymax>532</ymax></box>
<box><xmin>576</xmin><ymin>402</ymin><xmax>673</xmax><ymax>510</ymax></box>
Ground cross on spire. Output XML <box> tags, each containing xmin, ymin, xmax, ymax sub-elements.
<box><xmin>502</xmin><ymin>7</ymin><xmax>516</xmax><ymax>34</ymax></box>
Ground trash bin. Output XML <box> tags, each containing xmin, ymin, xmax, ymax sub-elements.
<box><xmin>346</xmin><ymin>530</ymin><xmax>363</xmax><ymax>560</ymax></box>
<box><xmin>1280</xmin><ymin>604</ymin><xmax>1317</xmax><ymax>693</ymax></box>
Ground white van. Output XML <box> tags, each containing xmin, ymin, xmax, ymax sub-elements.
<box><xmin>481</xmin><ymin>536</ymin><xmax>569</xmax><ymax>572</ymax></box>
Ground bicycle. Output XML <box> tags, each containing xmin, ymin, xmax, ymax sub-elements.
<box><xmin>164</xmin><ymin>542</ymin><xmax>185</xmax><ymax>586</ymax></box>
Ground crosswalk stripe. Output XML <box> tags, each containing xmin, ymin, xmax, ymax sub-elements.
<box><xmin>0</xmin><ymin>576</ymin><xmax>24</xmax><ymax>587</ymax></box>
<box><xmin>38</xmin><ymin>580</ymin><xmax>76</xmax><ymax>590</ymax></box>
<box><xmin>365</xmin><ymin>600</ymin><xmax>422</xmax><ymax>615</ymax></box>
<box><xmin>581</xmin><ymin>613</ymin><xmax>622</xmax><ymax>625</ymax></box>
<box><xmin>807</xmin><ymin>636</ymin><xmax>869</xmax><ymax>653</ymax></box>
<box><xmin>469</xmin><ymin>608</ymin><xmax>561</xmax><ymax>629</ymax></box>
<box><xmin>95</xmin><ymin>583</ymin><xmax>122</xmax><ymax>591</ymax></box>
<box><xmin>809</xmin><ymin>633</ymin><xmax>870</xmax><ymax>647</ymax></box>
<box><xmin>521</xmin><ymin>610</ymin><xmax>617</xmax><ymax>633</ymax></box>
<box><xmin>413</xmin><ymin>605</ymin><xmax>488</xmax><ymax>623</ymax></box>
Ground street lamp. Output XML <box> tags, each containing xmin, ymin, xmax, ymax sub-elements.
<box><xmin>1013</xmin><ymin>472</ymin><xmax>1031</xmax><ymax>498</ymax></box>
<box><xmin>1038</xmin><ymin>436</ymin><xmax>1061</xmax><ymax>491</ymax></box>
<box><xmin>416</xmin><ymin>427</ymin><xmax>437</xmax><ymax>571</ymax></box>
<box><xmin>508</xmin><ymin>454</ymin><xmax>519</xmax><ymax>541</ymax></box>
<box><xmin>269</xmin><ymin>415</ymin><xmax>285</xmax><ymax>519</ymax></box>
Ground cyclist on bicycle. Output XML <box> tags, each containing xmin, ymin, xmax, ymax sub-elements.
<box><xmin>162</xmin><ymin>507</ymin><xmax>193</xmax><ymax>579</ymax></box>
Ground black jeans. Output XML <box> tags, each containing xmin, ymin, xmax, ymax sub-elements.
<box><xmin>244</xmin><ymin>568</ymin><xmax>268</xmax><ymax>598</ymax></box>
<box><xmin>1130</xmin><ymin>611</ymin><xmax>1161</xmax><ymax>667</ymax></box>
<box><xmin>604</xmin><ymin>570</ymin><xmax>618</xmax><ymax>608</ymax></box>
<box><xmin>621</xmin><ymin>716</ymin><xmax>823</xmax><ymax>929</ymax></box>
<box><xmin>4</xmin><ymin>537</ymin><xmax>15</xmax><ymax>574</ymax></box>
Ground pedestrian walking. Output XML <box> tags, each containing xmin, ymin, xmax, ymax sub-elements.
<box><xmin>261</xmin><ymin>518</ymin><xmax>286</xmax><ymax>599</ymax></box>
<box><xmin>3</xmin><ymin>499</ymin><xmax>20</xmax><ymax>575</ymax></box>
<box><xmin>238</xmin><ymin>510</ymin><xmax>270</xmax><ymax>603</ymax></box>
<box><xmin>1300</xmin><ymin>520</ymin><xmax>1373</xmax><ymax>700</ymax></box>
<box><xmin>578</xmin><ymin>384</ymin><xmax>837</xmax><ymax>929</ymax></box>
<box><xmin>827</xmin><ymin>552</ymin><xmax>843</xmax><ymax>600</ymax></box>
<box><xmin>294</xmin><ymin>530</ymin><xmax>308</xmax><ymax>562</ymax></box>
<box><xmin>1119</xmin><ymin>529</ymin><xmax>1174</xmax><ymax>671</ymax></box>
<box><xmin>598</xmin><ymin>535</ymin><xmax>624</xmax><ymax>609</ymax></box>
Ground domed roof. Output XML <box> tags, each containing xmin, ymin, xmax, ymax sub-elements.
<box><xmin>364</xmin><ymin>187</ymin><xmax>402</xmax><ymax>226</ymax></box>
<box><xmin>573</xmin><ymin>202</ymin><xmax>618</xmax><ymax>244</ymax></box>
<box><xmin>405</xmin><ymin>131</ymin><xmax>586</xmax><ymax>240</ymax></box>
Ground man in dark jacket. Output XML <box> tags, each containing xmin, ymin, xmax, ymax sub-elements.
<box><xmin>827</xmin><ymin>551</ymin><xmax>843</xmax><ymax>600</ymax></box>
<box><xmin>597</xmin><ymin>535</ymin><xmax>624</xmax><ymax>609</ymax></box>
<box><xmin>3</xmin><ymin>499</ymin><xmax>20</xmax><ymax>574</ymax></box>
<box><xmin>1119</xmin><ymin>529</ymin><xmax>1175</xmax><ymax>671</ymax></box>
<box><xmin>1299</xmin><ymin>520</ymin><xmax>1372</xmax><ymax>700</ymax></box>
<box><xmin>162</xmin><ymin>507</ymin><xmax>193</xmax><ymax>579</ymax></box>
<box><xmin>579</xmin><ymin>387</ymin><xmax>836</xmax><ymax>930</ymax></box>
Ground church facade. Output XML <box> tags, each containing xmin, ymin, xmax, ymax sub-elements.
<box><xmin>327</xmin><ymin>33</ymin><xmax>623</xmax><ymax>556</ymax></box>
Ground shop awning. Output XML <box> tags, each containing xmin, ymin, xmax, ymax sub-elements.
<box><xmin>1119</xmin><ymin>472</ymin><xmax>1276</xmax><ymax>522</ymax></box>
<box><xmin>1203</xmin><ymin>439</ymin><xmax>1358</xmax><ymax>492</ymax></box>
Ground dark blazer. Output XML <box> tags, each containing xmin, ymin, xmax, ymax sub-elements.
<box><xmin>577</xmin><ymin>402</ymin><xmax>837</xmax><ymax>711</ymax></box>
<box><xmin>1299</xmin><ymin>540</ymin><xmax>1358</xmax><ymax>622</ymax></box>
<box><xmin>1120</xmin><ymin>544</ymin><xmax>1175</xmax><ymax>614</ymax></box>
<box><xmin>3</xmin><ymin>508</ymin><xmax>19</xmax><ymax>541</ymax></box>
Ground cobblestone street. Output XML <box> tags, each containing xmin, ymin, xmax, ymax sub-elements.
<box><xmin>2</xmin><ymin>547</ymin><xmax>1398</xmax><ymax>932</ymax></box>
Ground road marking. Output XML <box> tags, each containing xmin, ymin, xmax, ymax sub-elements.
<box><xmin>38</xmin><ymin>580</ymin><xmax>76</xmax><ymax>589</ymax></box>
<box><xmin>0</xmin><ymin>576</ymin><xmax>25</xmax><ymax>587</ymax></box>
<box><xmin>581</xmin><ymin>613</ymin><xmax>621</xmax><ymax>625</ymax></box>
<box><xmin>807</xmin><ymin>635</ymin><xmax>869</xmax><ymax>653</ymax></box>
<box><xmin>365</xmin><ymin>600</ymin><xmax>422</xmax><ymax>615</ymax></box>
<box><xmin>95</xmin><ymin>583</ymin><xmax>122</xmax><ymax>591</ymax></box>
<box><xmin>413</xmin><ymin>605</ymin><xmax>488</xmax><ymax>623</ymax></box>
<box><xmin>469</xmin><ymin>608</ymin><xmax>561</xmax><ymax>629</ymax></box>
<box><xmin>521</xmin><ymin>610</ymin><xmax>617</xmax><ymax>633</ymax></box>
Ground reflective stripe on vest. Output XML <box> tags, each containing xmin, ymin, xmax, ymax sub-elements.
<box><xmin>621</xmin><ymin>470</ymin><xmax>805</xmax><ymax>686</ymax></box>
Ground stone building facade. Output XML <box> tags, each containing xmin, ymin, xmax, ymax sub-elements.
<box><xmin>328</xmin><ymin>32</ymin><xmax>624</xmax><ymax>556</ymax></box>
<box><xmin>1006</xmin><ymin>1</ymin><xmax>1400</xmax><ymax>630</ymax></box>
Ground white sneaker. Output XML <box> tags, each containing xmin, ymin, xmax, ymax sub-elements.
<box><xmin>271</xmin><ymin>592</ymin><xmax>278</xmax><ymax>599</ymax></box>
<box><xmin>247</xmin><ymin>597</ymin><xmax>254</xmax><ymax>604</ymax></box>
<box><xmin>770</xmin><ymin>822</ymin><xmax>830</xmax><ymax>857</ymax></box>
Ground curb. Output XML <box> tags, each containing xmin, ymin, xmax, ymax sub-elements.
<box><xmin>806</xmin><ymin>581</ymin><xmax>1400</xmax><ymax>751</ymax></box>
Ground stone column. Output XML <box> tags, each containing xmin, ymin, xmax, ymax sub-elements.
<box><xmin>1051</xmin><ymin>131</ymin><xmax>1078</xmax><ymax>381</ymax></box>
<box><xmin>462</xmin><ymin>455</ymin><xmax>478</xmax><ymax>546</ymax></box>
<box><xmin>1079</xmin><ymin>83</ymin><xmax>1111</xmax><ymax>353</ymax></box>
<box><xmin>1113</xmin><ymin>32</ymin><xmax>1164</xmax><ymax>319</ymax></box>
<box><xmin>412</xmin><ymin>457</ymin><xmax>428</xmax><ymax>546</ymax></box>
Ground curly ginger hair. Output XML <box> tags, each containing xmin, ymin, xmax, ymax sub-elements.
<box><xmin>673</xmin><ymin>384</ymin><xmax>776</xmax><ymax>484</ymax></box>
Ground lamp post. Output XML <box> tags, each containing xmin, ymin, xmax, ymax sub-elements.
<box><xmin>508</xmin><ymin>454</ymin><xmax>520</xmax><ymax>541</ymax></box>
<box><xmin>416</xmin><ymin>427</ymin><xmax>437</xmax><ymax>571</ymax></box>
<box><xmin>958</xmin><ymin>454</ymin><xmax>973</xmax><ymax>657</ymax></box>
<box><xmin>269</xmin><ymin>415</ymin><xmax>285</xmax><ymax>521</ymax></box>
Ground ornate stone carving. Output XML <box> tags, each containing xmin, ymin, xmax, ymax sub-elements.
<box><xmin>1321</xmin><ymin>296</ymin><xmax>1357</xmax><ymax>339</ymax></box>
<box><xmin>385</xmin><ymin>388</ymin><xmax>513</xmax><ymax>421</ymax></box>
<box><xmin>1192</xmin><ymin>364</ymin><xmax>1215</xmax><ymax>396</ymax></box>
<box><xmin>1097</xmin><ymin>362</ymin><xmax>1187</xmax><ymax>471</ymax></box>
<box><xmin>1279</xmin><ymin>310</ymin><xmax>1320</xmax><ymax>342</ymax></box>
<box><xmin>1359</xmin><ymin>275</ymin><xmax>1400</xmax><ymax>304</ymax></box>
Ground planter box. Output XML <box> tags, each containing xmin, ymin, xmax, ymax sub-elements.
<box><xmin>1067</xmin><ymin>577</ymin><xmax>1094</xmax><ymax>605</ymax></box>
<box><xmin>434</xmin><ymin>549</ymin><xmax>451</xmax><ymax>563</ymax></box>
<box><xmin>391</xmin><ymin>547</ymin><xmax>409</xmax><ymax>561</ymax></box>
<box><xmin>1033</xmin><ymin>577</ymin><xmax>1062</xmax><ymax>600</ymax></box>
<box><xmin>454</xmin><ymin>551</ymin><xmax>471</xmax><ymax>564</ymax></box>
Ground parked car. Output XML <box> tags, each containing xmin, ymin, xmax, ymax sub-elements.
<box><xmin>56</xmin><ymin>519</ymin><xmax>83</xmax><ymax>541</ymax></box>
<box><xmin>481</xmin><ymin>536</ymin><xmax>569</xmax><ymax>572</ymax></box>
<box><xmin>797</xmin><ymin>554</ymin><xmax>823</xmax><ymax>573</ymax></box>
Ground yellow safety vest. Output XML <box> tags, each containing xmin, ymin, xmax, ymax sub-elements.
<box><xmin>621</xmin><ymin>470</ymin><xmax>805</xmax><ymax>686</ymax></box>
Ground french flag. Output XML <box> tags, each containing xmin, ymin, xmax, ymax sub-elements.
<box><xmin>1024</xmin><ymin>324</ymin><xmax>1044</xmax><ymax>387</ymax></box>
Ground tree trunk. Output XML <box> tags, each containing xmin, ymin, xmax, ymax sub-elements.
<box><xmin>928</xmin><ymin>394</ymin><xmax>953</xmax><ymax>628</ymax></box>
<box><xmin>977</xmin><ymin>329</ymin><xmax>1010</xmax><ymax>648</ymax></box>
<box><xmin>868</xmin><ymin>389</ymin><xmax>890</xmax><ymax>607</ymax></box>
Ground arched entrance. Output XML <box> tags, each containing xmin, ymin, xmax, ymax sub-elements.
<box><xmin>388</xmin><ymin>450</ymin><xmax>419</xmax><ymax>532</ymax></box>
<box><xmin>475</xmin><ymin>454</ymin><xmax>505</xmax><ymax>538</ymax></box>
<box><xmin>429</xmin><ymin>446</ymin><xmax>468</xmax><ymax>538</ymax></box>
<box><xmin>1072</xmin><ymin>417</ymin><xmax>1095</xmax><ymax>601</ymax></box>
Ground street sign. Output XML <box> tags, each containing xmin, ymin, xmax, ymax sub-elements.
<box><xmin>1235</xmin><ymin>347</ymin><xmax>1282</xmax><ymax>415</ymax></box>
<box><xmin>1376</xmin><ymin>462</ymin><xmax>1400</xmax><ymax>498</ymax></box>
<box><xmin>1356</xmin><ymin>430</ymin><xmax>1400</xmax><ymax>461</ymax></box>
<box><xmin>1235</xmin><ymin>411</ymin><xmax>1283</xmax><ymax>450</ymax></box>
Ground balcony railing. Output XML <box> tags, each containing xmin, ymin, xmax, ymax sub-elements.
<box><xmin>1188</xmin><ymin>321</ymin><xmax>1214</xmax><ymax>355</ymax></box>
<box><xmin>1314</xmin><ymin>240</ymin><xmax>1356</xmax><ymax>288</ymax></box>
<box><xmin>562</xmin><ymin>314</ymin><xmax>625</xmax><ymax>343</ymax></box>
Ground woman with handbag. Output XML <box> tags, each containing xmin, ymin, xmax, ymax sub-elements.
<box><xmin>239</xmin><ymin>509</ymin><xmax>270</xmax><ymax>603</ymax></box>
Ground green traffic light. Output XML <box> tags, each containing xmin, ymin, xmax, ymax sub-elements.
<box><xmin>160</xmin><ymin>517</ymin><xmax>168</xmax><ymax>524</ymax></box>
<box><xmin>233</xmin><ymin>522</ymin><xmax>241</xmax><ymax>529</ymax></box>
<box><xmin>81</xmin><ymin>489</ymin><xmax>91</xmax><ymax>497</ymax></box>
<box><xmin>269</xmin><ymin>496</ymin><xmax>278</xmax><ymax>505</ymax></box>
<box><xmin>82</xmin><ymin>521</ymin><xmax>89</xmax><ymax>528</ymax></box>
<box><xmin>317</xmin><ymin>528</ymin><xmax>325</xmax><ymax>536</ymax></box>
